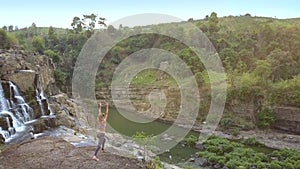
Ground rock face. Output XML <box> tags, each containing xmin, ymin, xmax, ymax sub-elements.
<box><xmin>0</xmin><ymin>136</ymin><xmax>142</xmax><ymax>169</ymax></box>
<box><xmin>0</xmin><ymin>49</ymin><xmax>58</xmax><ymax>95</ymax></box>
<box><xmin>273</xmin><ymin>106</ymin><xmax>300</xmax><ymax>134</ymax></box>
<box><xmin>0</xmin><ymin>49</ymin><xmax>62</xmax><ymax>141</ymax></box>
<box><xmin>96</xmin><ymin>86</ymin><xmax>182</xmax><ymax>122</ymax></box>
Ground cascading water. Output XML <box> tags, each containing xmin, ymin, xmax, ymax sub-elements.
<box><xmin>0</xmin><ymin>81</ymin><xmax>34</xmax><ymax>140</ymax></box>
<box><xmin>0</xmin><ymin>82</ymin><xmax>10</xmax><ymax>139</ymax></box>
<box><xmin>0</xmin><ymin>78</ymin><xmax>56</xmax><ymax>143</ymax></box>
<box><xmin>35</xmin><ymin>75</ymin><xmax>54</xmax><ymax>117</ymax></box>
<box><xmin>0</xmin><ymin>81</ymin><xmax>8</xmax><ymax>111</ymax></box>
<box><xmin>9</xmin><ymin>82</ymin><xmax>34</xmax><ymax>122</ymax></box>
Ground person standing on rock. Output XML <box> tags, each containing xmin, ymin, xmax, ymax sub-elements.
<box><xmin>93</xmin><ymin>101</ymin><xmax>109</xmax><ymax>161</ymax></box>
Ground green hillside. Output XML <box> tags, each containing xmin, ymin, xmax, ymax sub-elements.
<box><xmin>1</xmin><ymin>13</ymin><xmax>300</xmax><ymax>131</ymax></box>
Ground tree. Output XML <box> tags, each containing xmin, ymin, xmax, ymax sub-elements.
<box><xmin>132</xmin><ymin>131</ymin><xmax>155</xmax><ymax>161</ymax></box>
<box><xmin>0</xmin><ymin>29</ymin><xmax>10</xmax><ymax>49</ymax></box>
<box><xmin>31</xmin><ymin>22</ymin><xmax>37</xmax><ymax>28</ymax></box>
<box><xmin>71</xmin><ymin>16</ymin><xmax>84</xmax><ymax>33</ymax></box>
<box><xmin>32</xmin><ymin>36</ymin><xmax>45</xmax><ymax>53</ymax></box>
<box><xmin>47</xmin><ymin>26</ymin><xmax>58</xmax><ymax>48</ymax></box>
<box><xmin>256</xmin><ymin>107</ymin><xmax>276</xmax><ymax>129</ymax></box>
<box><xmin>219</xmin><ymin>47</ymin><xmax>238</xmax><ymax>70</ymax></box>
<box><xmin>8</xmin><ymin>25</ymin><xmax>13</xmax><ymax>32</ymax></box>
<box><xmin>71</xmin><ymin>14</ymin><xmax>106</xmax><ymax>35</ymax></box>
<box><xmin>253</xmin><ymin>60</ymin><xmax>271</xmax><ymax>84</ymax></box>
<box><xmin>267</xmin><ymin>48</ymin><xmax>296</xmax><ymax>81</ymax></box>
<box><xmin>118</xmin><ymin>24</ymin><xmax>123</xmax><ymax>30</ymax></box>
<box><xmin>98</xmin><ymin>17</ymin><xmax>106</xmax><ymax>27</ymax></box>
<box><xmin>44</xmin><ymin>49</ymin><xmax>60</xmax><ymax>63</ymax></box>
<box><xmin>208</xmin><ymin>12</ymin><xmax>220</xmax><ymax>35</ymax></box>
<box><xmin>0</xmin><ymin>30</ymin><xmax>17</xmax><ymax>49</ymax></box>
<box><xmin>82</xmin><ymin>14</ymin><xmax>97</xmax><ymax>30</ymax></box>
<box><xmin>2</xmin><ymin>26</ymin><xmax>7</xmax><ymax>31</ymax></box>
<box><xmin>48</xmin><ymin>26</ymin><xmax>55</xmax><ymax>37</ymax></box>
<box><xmin>107</xmin><ymin>25</ymin><xmax>117</xmax><ymax>35</ymax></box>
<box><xmin>82</xmin><ymin>13</ymin><xmax>98</xmax><ymax>37</ymax></box>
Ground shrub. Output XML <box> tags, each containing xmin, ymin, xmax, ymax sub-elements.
<box><xmin>243</xmin><ymin>137</ymin><xmax>261</xmax><ymax>146</ymax></box>
<box><xmin>184</xmin><ymin>135</ymin><xmax>198</xmax><ymax>147</ymax></box>
<box><xmin>44</xmin><ymin>49</ymin><xmax>60</xmax><ymax>63</ymax></box>
<box><xmin>256</xmin><ymin>161</ymin><xmax>267</xmax><ymax>169</ymax></box>
<box><xmin>230</xmin><ymin>128</ymin><xmax>240</xmax><ymax>136</ymax></box>
<box><xmin>226</xmin><ymin>159</ymin><xmax>242</xmax><ymax>168</ymax></box>
<box><xmin>54</xmin><ymin>69</ymin><xmax>67</xmax><ymax>89</ymax></box>
<box><xmin>256</xmin><ymin>107</ymin><xmax>276</xmax><ymax>129</ymax></box>
<box><xmin>0</xmin><ymin>30</ymin><xmax>18</xmax><ymax>49</ymax></box>
<box><xmin>270</xmin><ymin>161</ymin><xmax>282</xmax><ymax>169</ymax></box>
<box><xmin>220</xmin><ymin>117</ymin><xmax>235</xmax><ymax>130</ymax></box>
<box><xmin>32</xmin><ymin>36</ymin><xmax>45</xmax><ymax>53</ymax></box>
<box><xmin>144</xmin><ymin>156</ymin><xmax>163</xmax><ymax>169</ymax></box>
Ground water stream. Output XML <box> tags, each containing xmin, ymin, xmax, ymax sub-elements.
<box><xmin>0</xmin><ymin>79</ymin><xmax>54</xmax><ymax>143</ymax></box>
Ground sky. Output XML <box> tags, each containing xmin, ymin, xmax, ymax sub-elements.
<box><xmin>0</xmin><ymin>0</ymin><xmax>299</xmax><ymax>29</ymax></box>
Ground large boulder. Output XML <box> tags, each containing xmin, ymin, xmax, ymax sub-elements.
<box><xmin>49</xmin><ymin>93</ymin><xmax>98</xmax><ymax>131</ymax></box>
<box><xmin>3</xmin><ymin>70</ymin><xmax>36</xmax><ymax>93</ymax></box>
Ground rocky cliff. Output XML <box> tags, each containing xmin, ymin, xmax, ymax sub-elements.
<box><xmin>96</xmin><ymin>85</ymin><xmax>300</xmax><ymax>134</ymax></box>
<box><xmin>0</xmin><ymin>49</ymin><xmax>80</xmax><ymax>143</ymax></box>
<box><xmin>0</xmin><ymin>49</ymin><xmax>58</xmax><ymax>95</ymax></box>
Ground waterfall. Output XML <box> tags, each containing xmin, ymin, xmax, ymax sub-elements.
<box><xmin>0</xmin><ymin>81</ymin><xmax>34</xmax><ymax>141</ymax></box>
<box><xmin>0</xmin><ymin>81</ymin><xmax>8</xmax><ymax>111</ymax></box>
<box><xmin>36</xmin><ymin>89</ymin><xmax>46</xmax><ymax>116</ymax></box>
<box><xmin>0</xmin><ymin>74</ymin><xmax>56</xmax><ymax>143</ymax></box>
<box><xmin>35</xmin><ymin>75</ymin><xmax>53</xmax><ymax>116</ymax></box>
<box><xmin>9</xmin><ymin>82</ymin><xmax>34</xmax><ymax>121</ymax></box>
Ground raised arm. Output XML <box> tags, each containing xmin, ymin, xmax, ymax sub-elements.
<box><xmin>104</xmin><ymin>102</ymin><xmax>109</xmax><ymax>120</ymax></box>
<box><xmin>97</xmin><ymin>102</ymin><xmax>102</xmax><ymax>123</ymax></box>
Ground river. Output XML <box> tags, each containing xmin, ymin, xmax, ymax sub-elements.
<box><xmin>106</xmin><ymin>108</ymin><xmax>200</xmax><ymax>164</ymax></box>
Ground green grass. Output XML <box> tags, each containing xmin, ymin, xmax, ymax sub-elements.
<box><xmin>130</xmin><ymin>69</ymin><xmax>177</xmax><ymax>87</ymax></box>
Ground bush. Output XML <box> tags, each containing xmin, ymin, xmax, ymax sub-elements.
<box><xmin>44</xmin><ymin>49</ymin><xmax>60</xmax><ymax>63</ymax></box>
<box><xmin>220</xmin><ymin>118</ymin><xmax>235</xmax><ymax>130</ymax></box>
<box><xmin>243</xmin><ymin>137</ymin><xmax>261</xmax><ymax>146</ymax></box>
<box><xmin>0</xmin><ymin>30</ymin><xmax>18</xmax><ymax>49</ymax></box>
<box><xmin>32</xmin><ymin>36</ymin><xmax>45</xmax><ymax>53</ymax></box>
<box><xmin>144</xmin><ymin>156</ymin><xmax>163</xmax><ymax>169</ymax></box>
<box><xmin>197</xmin><ymin>136</ymin><xmax>300</xmax><ymax>168</ymax></box>
<box><xmin>230</xmin><ymin>128</ymin><xmax>240</xmax><ymax>136</ymax></box>
<box><xmin>270</xmin><ymin>77</ymin><xmax>300</xmax><ymax>107</ymax></box>
<box><xmin>256</xmin><ymin>107</ymin><xmax>276</xmax><ymax>129</ymax></box>
<box><xmin>184</xmin><ymin>135</ymin><xmax>198</xmax><ymax>147</ymax></box>
<box><xmin>54</xmin><ymin>69</ymin><xmax>67</xmax><ymax>89</ymax></box>
<box><xmin>256</xmin><ymin>161</ymin><xmax>267</xmax><ymax>169</ymax></box>
<box><xmin>270</xmin><ymin>161</ymin><xmax>282</xmax><ymax>169</ymax></box>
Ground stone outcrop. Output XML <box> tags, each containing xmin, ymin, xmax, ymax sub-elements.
<box><xmin>49</xmin><ymin>93</ymin><xmax>99</xmax><ymax>134</ymax></box>
<box><xmin>0</xmin><ymin>48</ymin><xmax>98</xmax><ymax>142</ymax></box>
<box><xmin>0</xmin><ymin>136</ymin><xmax>142</xmax><ymax>169</ymax></box>
<box><xmin>0</xmin><ymin>49</ymin><xmax>58</xmax><ymax>95</ymax></box>
<box><xmin>96</xmin><ymin>86</ymin><xmax>181</xmax><ymax>122</ymax></box>
<box><xmin>273</xmin><ymin>106</ymin><xmax>300</xmax><ymax>134</ymax></box>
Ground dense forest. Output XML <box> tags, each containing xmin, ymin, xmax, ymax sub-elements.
<box><xmin>1</xmin><ymin>12</ymin><xmax>300</xmax><ymax>131</ymax></box>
